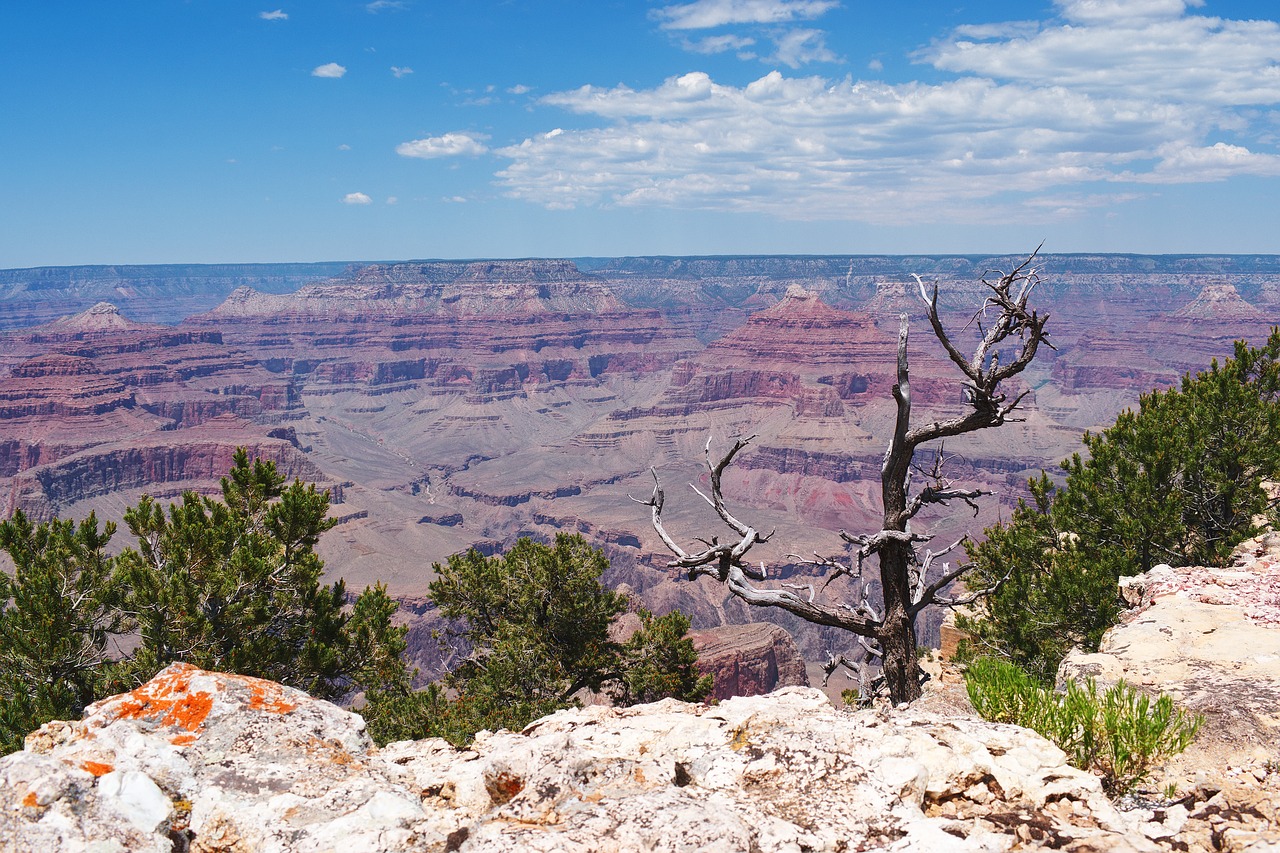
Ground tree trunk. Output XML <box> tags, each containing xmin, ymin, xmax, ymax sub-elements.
<box><xmin>877</xmin><ymin>537</ymin><xmax>921</xmax><ymax>704</ymax></box>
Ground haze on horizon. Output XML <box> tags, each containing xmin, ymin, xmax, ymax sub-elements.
<box><xmin>4</xmin><ymin>0</ymin><xmax>1280</xmax><ymax>267</ymax></box>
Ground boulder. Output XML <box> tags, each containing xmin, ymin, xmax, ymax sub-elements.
<box><xmin>1058</xmin><ymin>537</ymin><xmax>1280</xmax><ymax>849</ymax></box>
<box><xmin>1</xmin><ymin>662</ymin><xmax>1161</xmax><ymax>852</ymax></box>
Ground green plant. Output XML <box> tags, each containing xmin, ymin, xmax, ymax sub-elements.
<box><xmin>0</xmin><ymin>512</ymin><xmax>128</xmax><ymax>753</ymax></box>
<box><xmin>0</xmin><ymin>450</ymin><xmax>416</xmax><ymax>754</ymax></box>
<box><xmin>963</xmin><ymin>330</ymin><xmax>1280</xmax><ymax>682</ymax></box>
<box><xmin>963</xmin><ymin>655</ymin><xmax>1043</xmax><ymax>725</ymax></box>
<box><xmin>394</xmin><ymin>534</ymin><xmax>710</xmax><ymax>746</ymax></box>
<box><xmin>614</xmin><ymin>608</ymin><xmax>713</xmax><ymax>706</ymax></box>
<box><xmin>965</xmin><ymin>657</ymin><xmax>1203</xmax><ymax>796</ymax></box>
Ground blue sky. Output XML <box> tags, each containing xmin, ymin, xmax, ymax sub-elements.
<box><xmin>3</xmin><ymin>0</ymin><xmax>1280</xmax><ymax>265</ymax></box>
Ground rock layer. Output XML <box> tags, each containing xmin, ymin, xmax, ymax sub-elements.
<box><xmin>687</xmin><ymin>622</ymin><xmax>809</xmax><ymax>700</ymax></box>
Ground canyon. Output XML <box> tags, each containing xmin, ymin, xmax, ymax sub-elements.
<box><xmin>1</xmin><ymin>254</ymin><xmax>1277</xmax><ymax>679</ymax></box>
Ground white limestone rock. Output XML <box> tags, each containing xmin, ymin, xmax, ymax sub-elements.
<box><xmin>1</xmin><ymin>663</ymin><xmax>1162</xmax><ymax>851</ymax></box>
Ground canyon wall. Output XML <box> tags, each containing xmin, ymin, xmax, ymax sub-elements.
<box><xmin>1</xmin><ymin>255</ymin><xmax>1276</xmax><ymax>681</ymax></box>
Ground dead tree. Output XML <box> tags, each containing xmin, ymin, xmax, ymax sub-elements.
<box><xmin>637</xmin><ymin>251</ymin><xmax>1050</xmax><ymax>705</ymax></box>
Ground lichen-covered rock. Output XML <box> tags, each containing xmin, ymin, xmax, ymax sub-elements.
<box><xmin>2</xmin><ymin>665</ymin><xmax>1162</xmax><ymax>851</ymax></box>
<box><xmin>0</xmin><ymin>663</ymin><xmax>441</xmax><ymax>852</ymax></box>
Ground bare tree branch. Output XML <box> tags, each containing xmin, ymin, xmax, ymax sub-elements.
<box><xmin>638</xmin><ymin>250</ymin><xmax>1051</xmax><ymax>705</ymax></box>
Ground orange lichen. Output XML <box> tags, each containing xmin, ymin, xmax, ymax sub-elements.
<box><xmin>107</xmin><ymin>664</ymin><xmax>216</xmax><ymax>733</ymax></box>
<box><xmin>170</xmin><ymin>733</ymin><xmax>198</xmax><ymax>747</ymax></box>
<box><xmin>22</xmin><ymin>791</ymin><xmax>39</xmax><ymax>808</ymax></box>
<box><xmin>246</xmin><ymin>679</ymin><xmax>298</xmax><ymax>715</ymax></box>
<box><xmin>82</xmin><ymin>761</ymin><xmax>114</xmax><ymax>777</ymax></box>
<box><xmin>98</xmin><ymin>664</ymin><xmax>299</xmax><ymax>743</ymax></box>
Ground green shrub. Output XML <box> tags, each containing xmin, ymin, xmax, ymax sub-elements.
<box><xmin>961</xmin><ymin>330</ymin><xmax>1280</xmax><ymax>683</ymax></box>
<box><xmin>965</xmin><ymin>657</ymin><xmax>1203</xmax><ymax>796</ymax></box>
<box><xmin>363</xmin><ymin>534</ymin><xmax>712</xmax><ymax>747</ymax></box>
<box><xmin>963</xmin><ymin>655</ymin><xmax>1044</xmax><ymax>725</ymax></box>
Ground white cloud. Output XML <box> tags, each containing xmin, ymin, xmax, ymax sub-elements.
<box><xmin>923</xmin><ymin>6</ymin><xmax>1280</xmax><ymax>107</ymax></box>
<box><xmin>396</xmin><ymin>132</ymin><xmax>490</xmax><ymax>159</ymax></box>
<box><xmin>1129</xmin><ymin>142</ymin><xmax>1280</xmax><ymax>183</ymax></box>
<box><xmin>1056</xmin><ymin>0</ymin><xmax>1203</xmax><ymax>25</ymax></box>
<box><xmin>366</xmin><ymin>0</ymin><xmax>407</xmax><ymax>11</ymax></box>
<box><xmin>508</xmin><ymin>84</ymin><xmax>532</xmax><ymax>95</ymax></box>
<box><xmin>501</xmin><ymin>72</ymin><xmax>1132</xmax><ymax>222</ymax></box>
<box><xmin>682</xmin><ymin>34</ymin><xmax>757</xmax><ymax>55</ymax></box>
<box><xmin>654</xmin><ymin>0</ymin><xmax>839</xmax><ymax>30</ymax></box>
<box><xmin>391</xmin><ymin>66</ymin><xmax>413</xmax><ymax>78</ymax></box>
<box><xmin>491</xmin><ymin>0</ymin><xmax>1280</xmax><ymax>229</ymax></box>
<box><xmin>488</xmin><ymin>3</ymin><xmax>1280</xmax><ymax>225</ymax></box>
<box><xmin>444</xmin><ymin>196</ymin><xmax>468</xmax><ymax>203</ymax></box>
<box><xmin>259</xmin><ymin>9</ymin><xmax>288</xmax><ymax>21</ymax></box>
<box><xmin>338</xmin><ymin>144</ymin><xmax>352</xmax><ymax>151</ymax></box>
<box><xmin>386</xmin><ymin>196</ymin><xmax>399</xmax><ymax>205</ymax></box>
<box><xmin>311</xmin><ymin>62</ymin><xmax>347</xmax><ymax>79</ymax></box>
<box><xmin>767</xmin><ymin>28</ymin><xmax>836</xmax><ymax>68</ymax></box>
<box><xmin>342</xmin><ymin>192</ymin><xmax>373</xmax><ymax>205</ymax></box>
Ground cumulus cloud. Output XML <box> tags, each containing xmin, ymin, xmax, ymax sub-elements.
<box><xmin>366</xmin><ymin>0</ymin><xmax>407</xmax><ymax>11</ymax></box>
<box><xmin>311</xmin><ymin>62</ymin><xmax>347</xmax><ymax>78</ymax></box>
<box><xmin>396</xmin><ymin>132</ymin><xmax>490</xmax><ymax>159</ymax></box>
<box><xmin>259</xmin><ymin>10</ymin><xmax>288</xmax><ymax>21</ymax></box>
<box><xmin>391</xmin><ymin>66</ymin><xmax>413</xmax><ymax>78</ymax></box>
<box><xmin>493</xmin><ymin>3</ymin><xmax>1280</xmax><ymax>225</ymax></box>
<box><xmin>1130</xmin><ymin>142</ymin><xmax>1280</xmax><ymax>183</ymax></box>
<box><xmin>656</xmin><ymin>0</ymin><xmax>839</xmax><ymax>66</ymax></box>
<box><xmin>508</xmin><ymin>84</ymin><xmax>533</xmax><ymax>95</ymax></box>
<box><xmin>922</xmin><ymin>4</ymin><xmax>1280</xmax><ymax>106</ymax></box>
<box><xmin>1056</xmin><ymin>0</ymin><xmax>1203</xmax><ymax>25</ymax></box>
<box><xmin>342</xmin><ymin>192</ymin><xmax>373</xmax><ymax>205</ymax></box>
<box><xmin>654</xmin><ymin>0</ymin><xmax>838</xmax><ymax>30</ymax></box>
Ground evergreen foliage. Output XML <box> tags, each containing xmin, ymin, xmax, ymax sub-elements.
<box><xmin>958</xmin><ymin>476</ymin><xmax>1126</xmax><ymax>684</ymax></box>
<box><xmin>115</xmin><ymin>450</ymin><xmax>395</xmax><ymax>700</ymax></box>
<box><xmin>0</xmin><ymin>512</ymin><xmax>127</xmax><ymax>753</ymax></box>
<box><xmin>614</xmin><ymin>608</ymin><xmax>714</xmax><ymax>706</ymax></box>
<box><xmin>961</xmin><ymin>331</ymin><xmax>1280</xmax><ymax>681</ymax></box>
<box><xmin>363</xmin><ymin>534</ymin><xmax>712</xmax><ymax>747</ymax></box>
<box><xmin>0</xmin><ymin>450</ymin><xmax>412</xmax><ymax>753</ymax></box>
<box><xmin>430</xmin><ymin>534</ymin><xmax>627</xmax><ymax>706</ymax></box>
<box><xmin>0</xmin><ymin>455</ymin><xmax>710</xmax><ymax>753</ymax></box>
<box><xmin>965</xmin><ymin>657</ymin><xmax>1203</xmax><ymax>796</ymax></box>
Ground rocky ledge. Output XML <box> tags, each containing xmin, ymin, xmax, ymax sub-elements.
<box><xmin>1058</xmin><ymin>536</ymin><xmax>1280</xmax><ymax>850</ymax></box>
<box><xmin>2</xmin><ymin>662</ymin><xmax>1162</xmax><ymax>852</ymax></box>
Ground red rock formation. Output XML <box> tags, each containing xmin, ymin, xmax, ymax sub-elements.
<box><xmin>0</xmin><ymin>355</ymin><xmax>133</xmax><ymax>419</ymax></box>
<box><xmin>688</xmin><ymin>622</ymin><xmax>810</xmax><ymax>700</ymax></box>
<box><xmin>3</xmin><ymin>424</ymin><xmax>331</xmax><ymax>520</ymax></box>
<box><xmin>1053</xmin><ymin>282</ymin><xmax>1274</xmax><ymax>393</ymax></box>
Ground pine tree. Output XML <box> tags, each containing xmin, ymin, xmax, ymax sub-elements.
<box><xmin>116</xmin><ymin>450</ymin><xmax>355</xmax><ymax>696</ymax></box>
<box><xmin>0</xmin><ymin>450</ymin><xmax>414</xmax><ymax>753</ymax></box>
<box><xmin>0</xmin><ymin>512</ymin><xmax>127</xmax><ymax>752</ymax></box>
<box><xmin>614</xmin><ymin>608</ymin><xmax>713</xmax><ymax>705</ymax></box>
<box><xmin>365</xmin><ymin>534</ymin><xmax>710</xmax><ymax>746</ymax></box>
<box><xmin>963</xmin><ymin>330</ymin><xmax>1280</xmax><ymax>682</ymax></box>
